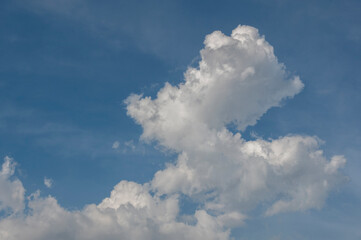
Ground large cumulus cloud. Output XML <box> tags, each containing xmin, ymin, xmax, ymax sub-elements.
<box><xmin>0</xmin><ymin>25</ymin><xmax>346</xmax><ymax>239</ymax></box>
<box><xmin>127</xmin><ymin>25</ymin><xmax>345</xmax><ymax>217</ymax></box>
<box><xmin>126</xmin><ymin>25</ymin><xmax>303</xmax><ymax>149</ymax></box>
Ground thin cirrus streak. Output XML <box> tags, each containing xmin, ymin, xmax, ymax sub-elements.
<box><xmin>0</xmin><ymin>25</ymin><xmax>346</xmax><ymax>240</ymax></box>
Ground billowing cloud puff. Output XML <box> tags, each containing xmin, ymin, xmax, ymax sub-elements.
<box><xmin>126</xmin><ymin>25</ymin><xmax>303</xmax><ymax>151</ymax></box>
<box><xmin>0</xmin><ymin>25</ymin><xmax>346</xmax><ymax>239</ymax></box>
<box><xmin>127</xmin><ymin>25</ymin><xmax>345</xmax><ymax>217</ymax></box>
<box><xmin>0</xmin><ymin>180</ymin><xmax>231</xmax><ymax>240</ymax></box>
<box><xmin>152</xmin><ymin>134</ymin><xmax>346</xmax><ymax>217</ymax></box>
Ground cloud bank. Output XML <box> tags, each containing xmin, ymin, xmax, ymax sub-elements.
<box><xmin>0</xmin><ymin>25</ymin><xmax>346</xmax><ymax>239</ymax></box>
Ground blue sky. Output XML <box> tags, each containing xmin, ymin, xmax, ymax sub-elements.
<box><xmin>0</xmin><ymin>0</ymin><xmax>360</xmax><ymax>239</ymax></box>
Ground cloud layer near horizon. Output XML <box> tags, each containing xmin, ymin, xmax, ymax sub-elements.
<box><xmin>0</xmin><ymin>25</ymin><xmax>346</xmax><ymax>240</ymax></box>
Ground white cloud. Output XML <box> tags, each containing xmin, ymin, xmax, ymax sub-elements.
<box><xmin>0</xmin><ymin>156</ymin><xmax>25</xmax><ymax>215</ymax></box>
<box><xmin>126</xmin><ymin>26</ymin><xmax>303</xmax><ymax>144</ymax></box>
<box><xmin>43</xmin><ymin>177</ymin><xmax>53</xmax><ymax>188</ymax></box>
<box><xmin>152</xmin><ymin>134</ymin><xmax>346</xmax><ymax>216</ymax></box>
<box><xmin>112</xmin><ymin>141</ymin><xmax>120</xmax><ymax>149</ymax></box>
<box><xmin>0</xmin><ymin>25</ymin><xmax>346</xmax><ymax>239</ymax></box>
<box><xmin>0</xmin><ymin>176</ymin><xmax>231</xmax><ymax>240</ymax></box>
<box><xmin>127</xmin><ymin>25</ymin><xmax>345</xmax><ymax>217</ymax></box>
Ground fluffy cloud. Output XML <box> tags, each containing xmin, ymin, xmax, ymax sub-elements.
<box><xmin>0</xmin><ymin>25</ymin><xmax>346</xmax><ymax>239</ymax></box>
<box><xmin>127</xmin><ymin>25</ymin><xmax>345</xmax><ymax>217</ymax></box>
<box><xmin>0</xmin><ymin>179</ymin><xmax>231</xmax><ymax>240</ymax></box>
<box><xmin>0</xmin><ymin>156</ymin><xmax>25</xmax><ymax>215</ymax></box>
<box><xmin>126</xmin><ymin>25</ymin><xmax>303</xmax><ymax>152</ymax></box>
<box><xmin>152</xmin><ymin>134</ymin><xmax>346</xmax><ymax>217</ymax></box>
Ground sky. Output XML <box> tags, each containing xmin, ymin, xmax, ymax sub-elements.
<box><xmin>0</xmin><ymin>0</ymin><xmax>361</xmax><ymax>239</ymax></box>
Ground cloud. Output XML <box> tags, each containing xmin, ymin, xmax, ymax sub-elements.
<box><xmin>112</xmin><ymin>141</ymin><xmax>120</xmax><ymax>149</ymax></box>
<box><xmin>127</xmin><ymin>25</ymin><xmax>344</xmax><ymax>216</ymax></box>
<box><xmin>0</xmin><ymin>174</ymin><xmax>231</xmax><ymax>240</ymax></box>
<box><xmin>112</xmin><ymin>140</ymin><xmax>139</xmax><ymax>154</ymax></box>
<box><xmin>0</xmin><ymin>25</ymin><xmax>346</xmax><ymax>239</ymax></box>
<box><xmin>43</xmin><ymin>177</ymin><xmax>53</xmax><ymax>188</ymax></box>
<box><xmin>126</xmin><ymin>26</ymin><xmax>303</xmax><ymax>150</ymax></box>
<box><xmin>0</xmin><ymin>156</ymin><xmax>25</xmax><ymax>215</ymax></box>
<box><xmin>124</xmin><ymin>140</ymin><xmax>136</xmax><ymax>150</ymax></box>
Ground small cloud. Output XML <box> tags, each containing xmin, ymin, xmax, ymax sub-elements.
<box><xmin>44</xmin><ymin>177</ymin><xmax>53</xmax><ymax>188</ymax></box>
<box><xmin>121</xmin><ymin>140</ymin><xmax>137</xmax><ymax>154</ymax></box>
<box><xmin>124</xmin><ymin>140</ymin><xmax>135</xmax><ymax>150</ymax></box>
<box><xmin>112</xmin><ymin>140</ymin><xmax>138</xmax><ymax>153</ymax></box>
<box><xmin>112</xmin><ymin>141</ymin><xmax>120</xmax><ymax>149</ymax></box>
